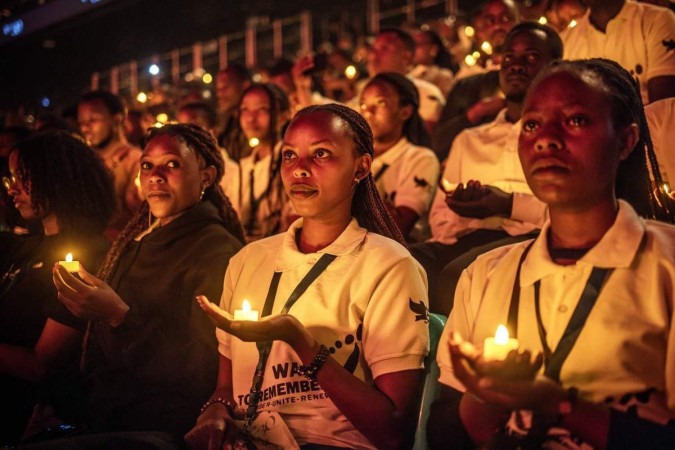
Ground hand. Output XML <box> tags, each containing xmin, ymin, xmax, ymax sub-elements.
<box><xmin>466</xmin><ymin>95</ymin><xmax>506</xmax><ymax>124</ymax></box>
<box><xmin>53</xmin><ymin>263</ymin><xmax>129</xmax><ymax>326</ymax></box>
<box><xmin>292</xmin><ymin>55</ymin><xmax>315</xmax><ymax>91</ymax></box>
<box><xmin>195</xmin><ymin>296</ymin><xmax>314</xmax><ymax>352</ymax></box>
<box><xmin>445</xmin><ymin>181</ymin><xmax>513</xmax><ymax>218</ymax></box>
<box><xmin>184</xmin><ymin>403</ymin><xmax>239</xmax><ymax>450</ymax></box>
<box><xmin>449</xmin><ymin>331</ymin><xmax>562</xmax><ymax>416</ymax></box>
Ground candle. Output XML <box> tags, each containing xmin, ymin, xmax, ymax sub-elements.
<box><xmin>233</xmin><ymin>299</ymin><xmax>259</xmax><ymax>321</ymax></box>
<box><xmin>248</xmin><ymin>137</ymin><xmax>260</xmax><ymax>148</ymax></box>
<box><xmin>58</xmin><ymin>253</ymin><xmax>80</xmax><ymax>273</ymax></box>
<box><xmin>440</xmin><ymin>178</ymin><xmax>457</xmax><ymax>194</ymax></box>
<box><xmin>483</xmin><ymin>325</ymin><xmax>519</xmax><ymax>361</ymax></box>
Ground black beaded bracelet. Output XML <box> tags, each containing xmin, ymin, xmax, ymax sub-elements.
<box><xmin>200</xmin><ymin>397</ymin><xmax>235</xmax><ymax>416</ymax></box>
<box><xmin>297</xmin><ymin>344</ymin><xmax>330</xmax><ymax>380</ymax></box>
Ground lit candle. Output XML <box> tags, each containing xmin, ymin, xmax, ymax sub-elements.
<box><xmin>440</xmin><ymin>178</ymin><xmax>457</xmax><ymax>194</ymax></box>
<box><xmin>58</xmin><ymin>253</ymin><xmax>80</xmax><ymax>273</ymax></box>
<box><xmin>248</xmin><ymin>137</ymin><xmax>260</xmax><ymax>148</ymax></box>
<box><xmin>233</xmin><ymin>300</ymin><xmax>259</xmax><ymax>321</ymax></box>
<box><xmin>483</xmin><ymin>325</ymin><xmax>519</xmax><ymax>361</ymax></box>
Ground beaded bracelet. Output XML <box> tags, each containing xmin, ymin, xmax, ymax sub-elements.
<box><xmin>297</xmin><ymin>344</ymin><xmax>330</xmax><ymax>381</ymax></box>
<box><xmin>200</xmin><ymin>397</ymin><xmax>236</xmax><ymax>417</ymax></box>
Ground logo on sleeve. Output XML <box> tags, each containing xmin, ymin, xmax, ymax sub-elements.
<box><xmin>409</xmin><ymin>298</ymin><xmax>429</xmax><ymax>323</ymax></box>
<box><xmin>413</xmin><ymin>176</ymin><xmax>429</xmax><ymax>188</ymax></box>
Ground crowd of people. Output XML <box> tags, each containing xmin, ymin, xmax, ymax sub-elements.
<box><xmin>1</xmin><ymin>0</ymin><xmax>674</xmax><ymax>448</ymax></box>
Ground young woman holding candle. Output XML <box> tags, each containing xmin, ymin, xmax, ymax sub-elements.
<box><xmin>0</xmin><ymin>131</ymin><xmax>116</xmax><ymax>445</ymax></box>
<box><xmin>184</xmin><ymin>104</ymin><xmax>430</xmax><ymax>450</ymax></box>
<box><xmin>48</xmin><ymin>124</ymin><xmax>245</xmax><ymax>448</ymax></box>
<box><xmin>428</xmin><ymin>58</ymin><xmax>675</xmax><ymax>449</ymax></box>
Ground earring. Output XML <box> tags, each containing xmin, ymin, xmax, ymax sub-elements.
<box><xmin>199</xmin><ymin>186</ymin><xmax>206</xmax><ymax>200</ymax></box>
<box><xmin>148</xmin><ymin>208</ymin><xmax>153</xmax><ymax>227</ymax></box>
<box><xmin>354</xmin><ymin>177</ymin><xmax>361</xmax><ymax>184</ymax></box>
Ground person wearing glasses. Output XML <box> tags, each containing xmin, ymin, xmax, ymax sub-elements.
<box><xmin>0</xmin><ymin>131</ymin><xmax>116</xmax><ymax>445</ymax></box>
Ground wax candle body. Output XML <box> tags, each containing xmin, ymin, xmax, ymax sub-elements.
<box><xmin>483</xmin><ymin>325</ymin><xmax>519</xmax><ymax>361</ymax></box>
<box><xmin>58</xmin><ymin>253</ymin><xmax>80</xmax><ymax>273</ymax></box>
<box><xmin>233</xmin><ymin>300</ymin><xmax>259</xmax><ymax>321</ymax></box>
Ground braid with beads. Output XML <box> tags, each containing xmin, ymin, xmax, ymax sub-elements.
<box><xmin>533</xmin><ymin>58</ymin><xmax>674</xmax><ymax>223</ymax></box>
<box><xmin>292</xmin><ymin>104</ymin><xmax>407</xmax><ymax>247</ymax></box>
<box><xmin>97</xmin><ymin>123</ymin><xmax>245</xmax><ymax>282</ymax></box>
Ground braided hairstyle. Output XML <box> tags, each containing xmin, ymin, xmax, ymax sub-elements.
<box><xmin>291</xmin><ymin>104</ymin><xmax>407</xmax><ymax>247</ymax></box>
<box><xmin>97</xmin><ymin>123</ymin><xmax>245</xmax><ymax>282</ymax></box>
<box><xmin>531</xmin><ymin>58</ymin><xmax>673</xmax><ymax>223</ymax></box>
<box><xmin>11</xmin><ymin>130</ymin><xmax>117</xmax><ymax>235</ymax></box>
<box><xmin>364</xmin><ymin>72</ymin><xmax>432</xmax><ymax>148</ymax></box>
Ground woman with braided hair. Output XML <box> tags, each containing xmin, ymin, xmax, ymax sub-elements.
<box><xmin>185</xmin><ymin>103</ymin><xmax>429</xmax><ymax>450</ymax></box>
<box><xmin>429</xmin><ymin>58</ymin><xmax>675</xmax><ymax>449</ymax></box>
<box><xmin>48</xmin><ymin>124</ymin><xmax>245</xmax><ymax>448</ymax></box>
<box><xmin>359</xmin><ymin>72</ymin><xmax>440</xmax><ymax>242</ymax></box>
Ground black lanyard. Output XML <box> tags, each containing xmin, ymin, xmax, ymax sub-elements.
<box><xmin>373</xmin><ymin>163</ymin><xmax>389</xmax><ymax>182</ymax></box>
<box><xmin>245</xmin><ymin>253</ymin><xmax>337</xmax><ymax>426</ymax></box>
<box><xmin>507</xmin><ymin>241</ymin><xmax>613</xmax><ymax>383</ymax></box>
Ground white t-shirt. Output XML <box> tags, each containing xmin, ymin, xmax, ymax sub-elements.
<box><xmin>438</xmin><ymin>201</ymin><xmax>675</xmax><ymax>429</ymax></box>
<box><xmin>560</xmin><ymin>0</ymin><xmax>675</xmax><ymax>105</ymax></box>
<box><xmin>429</xmin><ymin>109</ymin><xmax>547</xmax><ymax>244</ymax></box>
<box><xmin>217</xmin><ymin>218</ymin><xmax>430</xmax><ymax>449</ymax></box>
<box><xmin>372</xmin><ymin>137</ymin><xmax>441</xmax><ymax>241</ymax></box>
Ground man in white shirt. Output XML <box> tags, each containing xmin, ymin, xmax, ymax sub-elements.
<box><xmin>411</xmin><ymin>22</ymin><xmax>563</xmax><ymax>314</ymax></box>
<box><xmin>560</xmin><ymin>0</ymin><xmax>675</xmax><ymax>104</ymax></box>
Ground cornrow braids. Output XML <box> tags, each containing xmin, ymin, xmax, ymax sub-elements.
<box><xmin>293</xmin><ymin>104</ymin><xmax>407</xmax><ymax>247</ymax></box>
<box><xmin>97</xmin><ymin>123</ymin><xmax>246</xmax><ymax>282</ymax></box>
<box><xmin>533</xmin><ymin>58</ymin><xmax>674</xmax><ymax>223</ymax></box>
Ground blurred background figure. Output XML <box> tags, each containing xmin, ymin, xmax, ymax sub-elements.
<box><xmin>214</xmin><ymin>64</ymin><xmax>252</xmax><ymax>161</ymax></box>
<box><xmin>77</xmin><ymin>90</ymin><xmax>144</xmax><ymax>240</ymax></box>
<box><xmin>410</xmin><ymin>27</ymin><xmax>456</xmax><ymax>97</ymax></box>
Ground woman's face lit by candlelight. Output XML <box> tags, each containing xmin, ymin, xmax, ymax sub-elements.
<box><xmin>518</xmin><ymin>70</ymin><xmax>637</xmax><ymax>210</ymax></box>
<box><xmin>140</xmin><ymin>134</ymin><xmax>215</xmax><ymax>226</ymax></box>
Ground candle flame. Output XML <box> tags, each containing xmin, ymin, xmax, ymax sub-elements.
<box><xmin>249</xmin><ymin>137</ymin><xmax>260</xmax><ymax>148</ymax></box>
<box><xmin>480</xmin><ymin>41</ymin><xmax>493</xmax><ymax>55</ymax></box>
<box><xmin>495</xmin><ymin>325</ymin><xmax>510</xmax><ymax>344</ymax></box>
<box><xmin>242</xmin><ymin>300</ymin><xmax>251</xmax><ymax>312</ymax></box>
<box><xmin>65</xmin><ymin>253</ymin><xmax>73</xmax><ymax>263</ymax></box>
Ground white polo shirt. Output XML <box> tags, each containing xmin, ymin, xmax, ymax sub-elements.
<box><xmin>429</xmin><ymin>109</ymin><xmax>547</xmax><ymax>244</ymax></box>
<box><xmin>645</xmin><ymin>97</ymin><xmax>675</xmax><ymax>185</ymax></box>
<box><xmin>372</xmin><ymin>137</ymin><xmax>440</xmax><ymax>241</ymax></box>
<box><xmin>217</xmin><ymin>218</ymin><xmax>430</xmax><ymax>449</ymax></box>
<box><xmin>560</xmin><ymin>1</ymin><xmax>675</xmax><ymax>105</ymax></box>
<box><xmin>438</xmin><ymin>201</ymin><xmax>675</xmax><ymax>427</ymax></box>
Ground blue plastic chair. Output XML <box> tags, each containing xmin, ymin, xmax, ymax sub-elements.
<box><xmin>412</xmin><ymin>312</ymin><xmax>447</xmax><ymax>450</ymax></box>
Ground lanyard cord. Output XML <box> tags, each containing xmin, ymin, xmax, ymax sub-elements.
<box><xmin>245</xmin><ymin>253</ymin><xmax>337</xmax><ymax>426</ymax></box>
<box><xmin>507</xmin><ymin>241</ymin><xmax>614</xmax><ymax>382</ymax></box>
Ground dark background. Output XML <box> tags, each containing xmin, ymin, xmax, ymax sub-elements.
<box><xmin>0</xmin><ymin>0</ymin><xmax>368</xmax><ymax>113</ymax></box>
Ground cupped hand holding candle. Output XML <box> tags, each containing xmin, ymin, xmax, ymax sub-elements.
<box><xmin>233</xmin><ymin>299</ymin><xmax>259</xmax><ymax>321</ymax></box>
<box><xmin>58</xmin><ymin>253</ymin><xmax>80</xmax><ymax>273</ymax></box>
<box><xmin>483</xmin><ymin>325</ymin><xmax>519</xmax><ymax>361</ymax></box>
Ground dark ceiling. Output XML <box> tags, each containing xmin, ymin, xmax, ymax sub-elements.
<box><xmin>0</xmin><ymin>0</ymin><xmax>364</xmax><ymax>114</ymax></box>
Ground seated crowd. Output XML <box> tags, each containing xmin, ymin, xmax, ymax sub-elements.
<box><xmin>1</xmin><ymin>0</ymin><xmax>674</xmax><ymax>448</ymax></box>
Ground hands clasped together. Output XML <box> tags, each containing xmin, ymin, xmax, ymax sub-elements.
<box><xmin>444</xmin><ymin>180</ymin><xmax>514</xmax><ymax>219</ymax></box>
